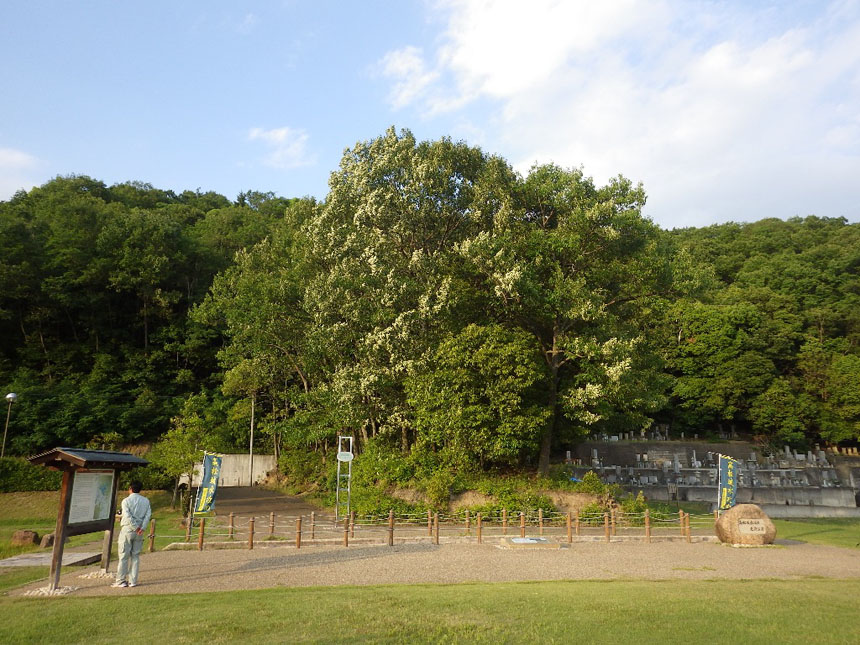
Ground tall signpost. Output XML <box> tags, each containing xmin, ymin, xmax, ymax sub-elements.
<box><xmin>335</xmin><ymin>436</ymin><xmax>354</xmax><ymax>522</ymax></box>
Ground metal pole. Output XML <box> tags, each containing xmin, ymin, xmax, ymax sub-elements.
<box><xmin>249</xmin><ymin>393</ymin><xmax>255</xmax><ymax>486</ymax></box>
<box><xmin>2</xmin><ymin>398</ymin><xmax>14</xmax><ymax>458</ymax></box>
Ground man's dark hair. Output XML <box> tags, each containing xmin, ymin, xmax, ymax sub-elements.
<box><xmin>130</xmin><ymin>481</ymin><xmax>143</xmax><ymax>493</ymax></box>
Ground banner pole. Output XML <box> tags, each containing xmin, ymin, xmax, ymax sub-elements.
<box><xmin>716</xmin><ymin>453</ymin><xmax>721</xmax><ymax>517</ymax></box>
<box><xmin>191</xmin><ymin>451</ymin><xmax>205</xmax><ymax>516</ymax></box>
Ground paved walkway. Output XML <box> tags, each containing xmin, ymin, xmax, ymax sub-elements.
<box><xmin>212</xmin><ymin>487</ymin><xmax>328</xmax><ymax>518</ymax></box>
<box><xmin>11</xmin><ymin>539</ymin><xmax>860</xmax><ymax>597</ymax></box>
<box><xmin>0</xmin><ymin>551</ymin><xmax>101</xmax><ymax>568</ymax></box>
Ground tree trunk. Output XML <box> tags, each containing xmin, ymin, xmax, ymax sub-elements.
<box><xmin>538</xmin><ymin>375</ymin><xmax>559</xmax><ymax>474</ymax></box>
<box><xmin>538</xmin><ymin>328</ymin><xmax>562</xmax><ymax>475</ymax></box>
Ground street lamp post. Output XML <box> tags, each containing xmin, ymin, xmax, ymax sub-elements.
<box><xmin>2</xmin><ymin>393</ymin><xmax>17</xmax><ymax>458</ymax></box>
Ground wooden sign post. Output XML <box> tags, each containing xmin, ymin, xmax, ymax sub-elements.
<box><xmin>28</xmin><ymin>448</ymin><xmax>149</xmax><ymax>591</ymax></box>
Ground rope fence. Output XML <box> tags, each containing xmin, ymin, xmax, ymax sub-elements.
<box><xmin>136</xmin><ymin>508</ymin><xmax>719</xmax><ymax>550</ymax></box>
<box><xmin>11</xmin><ymin>506</ymin><xmax>724</xmax><ymax>556</ymax></box>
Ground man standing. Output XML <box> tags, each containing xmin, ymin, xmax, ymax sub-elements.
<box><xmin>113</xmin><ymin>480</ymin><xmax>152</xmax><ymax>588</ymax></box>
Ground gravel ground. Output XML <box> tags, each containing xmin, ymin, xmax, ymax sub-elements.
<box><xmin>13</xmin><ymin>539</ymin><xmax>860</xmax><ymax>597</ymax></box>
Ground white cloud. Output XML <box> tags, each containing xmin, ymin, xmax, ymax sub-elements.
<box><xmin>247</xmin><ymin>126</ymin><xmax>316</xmax><ymax>169</ymax></box>
<box><xmin>378</xmin><ymin>46</ymin><xmax>439</xmax><ymax>109</ymax></box>
<box><xmin>378</xmin><ymin>0</ymin><xmax>860</xmax><ymax>227</ymax></box>
<box><xmin>0</xmin><ymin>146</ymin><xmax>40</xmax><ymax>200</ymax></box>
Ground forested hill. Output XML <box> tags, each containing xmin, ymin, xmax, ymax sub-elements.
<box><xmin>1</xmin><ymin>129</ymin><xmax>858</xmax><ymax>473</ymax></box>
<box><xmin>0</xmin><ymin>176</ymin><xmax>299</xmax><ymax>451</ymax></box>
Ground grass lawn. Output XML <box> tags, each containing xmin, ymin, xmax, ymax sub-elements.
<box><xmin>0</xmin><ymin>490</ymin><xmax>185</xmax><ymax>559</ymax></box>
<box><xmin>0</xmin><ymin>579</ymin><xmax>858</xmax><ymax>643</ymax></box>
<box><xmin>1</xmin><ymin>490</ymin><xmax>185</xmax><ymax>594</ymax></box>
<box><xmin>772</xmin><ymin>518</ymin><xmax>860</xmax><ymax>549</ymax></box>
<box><xmin>0</xmin><ymin>567</ymin><xmax>49</xmax><ymax>593</ymax></box>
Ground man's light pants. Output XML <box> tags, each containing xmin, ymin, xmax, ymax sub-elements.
<box><xmin>116</xmin><ymin>526</ymin><xmax>144</xmax><ymax>585</ymax></box>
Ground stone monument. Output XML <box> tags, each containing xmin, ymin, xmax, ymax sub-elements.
<box><xmin>715</xmin><ymin>503</ymin><xmax>776</xmax><ymax>546</ymax></box>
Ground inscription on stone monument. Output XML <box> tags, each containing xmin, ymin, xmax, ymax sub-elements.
<box><xmin>737</xmin><ymin>518</ymin><xmax>766</xmax><ymax>534</ymax></box>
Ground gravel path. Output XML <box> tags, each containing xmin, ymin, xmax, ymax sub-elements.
<box><xmin>13</xmin><ymin>539</ymin><xmax>860</xmax><ymax>597</ymax></box>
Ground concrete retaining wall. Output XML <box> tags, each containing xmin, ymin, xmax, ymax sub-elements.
<box><xmin>626</xmin><ymin>484</ymin><xmax>856</xmax><ymax>508</ymax></box>
<box><xmin>757</xmin><ymin>504</ymin><xmax>860</xmax><ymax>518</ymax></box>
<box><xmin>187</xmin><ymin>454</ymin><xmax>277</xmax><ymax>487</ymax></box>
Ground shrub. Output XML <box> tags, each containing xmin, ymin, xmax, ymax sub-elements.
<box><xmin>0</xmin><ymin>457</ymin><xmax>62</xmax><ymax>492</ymax></box>
<box><xmin>620</xmin><ymin>490</ymin><xmax>648</xmax><ymax>515</ymax></box>
<box><xmin>571</xmin><ymin>471</ymin><xmax>608</xmax><ymax>495</ymax></box>
<box><xmin>425</xmin><ymin>470</ymin><xmax>456</xmax><ymax>508</ymax></box>
<box><xmin>579</xmin><ymin>501</ymin><xmax>609</xmax><ymax>524</ymax></box>
<box><xmin>618</xmin><ymin>491</ymin><xmax>649</xmax><ymax>526</ymax></box>
<box><xmin>347</xmin><ymin>487</ymin><xmax>424</xmax><ymax>517</ymax></box>
<box><xmin>352</xmin><ymin>438</ymin><xmax>415</xmax><ymax>488</ymax></box>
<box><xmin>279</xmin><ymin>449</ymin><xmax>328</xmax><ymax>489</ymax></box>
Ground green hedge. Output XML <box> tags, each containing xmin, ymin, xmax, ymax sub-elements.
<box><xmin>0</xmin><ymin>457</ymin><xmax>62</xmax><ymax>492</ymax></box>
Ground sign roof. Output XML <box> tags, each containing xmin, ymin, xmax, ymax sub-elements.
<box><xmin>28</xmin><ymin>447</ymin><xmax>149</xmax><ymax>470</ymax></box>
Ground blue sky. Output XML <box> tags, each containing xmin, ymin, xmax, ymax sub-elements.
<box><xmin>1</xmin><ymin>0</ymin><xmax>858</xmax><ymax>229</ymax></box>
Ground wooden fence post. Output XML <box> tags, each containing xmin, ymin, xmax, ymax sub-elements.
<box><xmin>678</xmin><ymin>509</ymin><xmax>685</xmax><ymax>538</ymax></box>
<box><xmin>713</xmin><ymin>509</ymin><xmax>719</xmax><ymax>524</ymax></box>
<box><xmin>466</xmin><ymin>510</ymin><xmax>471</xmax><ymax>536</ymax></box>
<box><xmin>350</xmin><ymin>510</ymin><xmax>356</xmax><ymax>539</ymax></box>
<box><xmin>427</xmin><ymin>509</ymin><xmax>432</xmax><ymax>536</ymax></box>
<box><xmin>197</xmin><ymin>517</ymin><xmax>205</xmax><ymax>551</ymax></box>
<box><xmin>645</xmin><ymin>509</ymin><xmax>651</xmax><ymax>543</ymax></box>
<box><xmin>538</xmin><ymin>508</ymin><xmax>544</xmax><ymax>536</ymax></box>
<box><xmin>296</xmin><ymin>517</ymin><xmax>302</xmax><ymax>549</ymax></box>
<box><xmin>248</xmin><ymin>517</ymin><xmax>255</xmax><ymax>550</ymax></box>
<box><xmin>343</xmin><ymin>517</ymin><xmax>349</xmax><ymax>547</ymax></box>
<box><xmin>685</xmin><ymin>513</ymin><xmax>692</xmax><ymax>543</ymax></box>
<box><xmin>185</xmin><ymin>517</ymin><xmax>192</xmax><ymax>543</ymax></box>
<box><xmin>477</xmin><ymin>512</ymin><xmax>482</xmax><ymax>544</ymax></box>
<box><xmin>575</xmin><ymin>509</ymin><xmax>580</xmax><ymax>536</ymax></box>
<box><xmin>228</xmin><ymin>512</ymin><xmax>234</xmax><ymax>540</ymax></box>
<box><xmin>603</xmin><ymin>513</ymin><xmax>610</xmax><ymax>543</ymax></box>
<box><xmin>269</xmin><ymin>512</ymin><xmax>275</xmax><ymax>538</ymax></box>
<box><xmin>148</xmin><ymin>519</ymin><xmax>156</xmax><ymax>553</ymax></box>
<box><xmin>311</xmin><ymin>511</ymin><xmax>315</xmax><ymax>541</ymax></box>
<box><xmin>433</xmin><ymin>512</ymin><xmax>439</xmax><ymax>545</ymax></box>
<box><xmin>520</xmin><ymin>512</ymin><xmax>525</xmax><ymax>538</ymax></box>
<box><xmin>566</xmin><ymin>513</ymin><xmax>572</xmax><ymax>543</ymax></box>
<box><xmin>502</xmin><ymin>509</ymin><xmax>508</xmax><ymax>536</ymax></box>
<box><xmin>388</xmin><ymin>509</ymin><xmax>395</xmax><ymax>546</ymax></box>
<box><xmin>610</xmin><ymin>508</ymin><xmax>616</xmax><ymax>536</ymax></box>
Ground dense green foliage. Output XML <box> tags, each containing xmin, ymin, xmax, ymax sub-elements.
<box><xmin>0</xmin><ymin>178</ymin><xmax>292</xmax><ymax>454</ymax></box>
<box><xmin>2</xmin><ymin>129</ymin><xmax>859</xmax><ymax>489</ymax></box>
<box><xmin>0</xmin><ymin>457</ymin><xmax>61</xmax><ymax>492</ymax></box>
<box><xmin>665</xmin><ymin>217</ymin><xmax>860</xmax><ymax>447</ymax></box>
